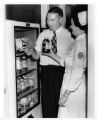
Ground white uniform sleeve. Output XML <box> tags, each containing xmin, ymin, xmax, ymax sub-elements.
<box><xmin>67</xmin><ymin>39</ymin><xmax>86</xmax><ymax>92</ymax></box>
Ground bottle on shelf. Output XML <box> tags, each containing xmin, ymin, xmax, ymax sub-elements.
<box><xmin>20</xmin><ymin>77</ymin><xmax>26</xmax><ymax>92</ymax></box>
<box><xmin>16</xmin><ymin>57</ymin><xmax>22</xmax><ymax>75</ymax></box>
<box><xmin>17</xmin><ymin>101</ymin><xmax>21</xmax><ymax>117</ymax></box>
<box><xmin>28</xmin><ymin>76</ymin><xmax>34</xmax><ymax>88</ymax></box>
<box><xmin>27</xmin><ymin>94</ymin><xmax>32</xmax><ymax>108</ymax></box>
<box><xmin>16</xmin><ymin>37</ymin><xmax>27</xmax><ymax>52</ymax></box>
<box><xmin>21</xmin><ymin>38</ymin><xmax>27</xmax><ymax>51</ymax></box>
<box><xmin>21</xmin><ymin>56</ymin><xmax>27</xmax><ymax>73</ymax></box>
<box><xmin>32</xmin><ymin>91</ymin><xmax>38</xmax><ymax>104</ymax></box>
<box><xmin>29</xmin><ymin>94</ymin><xmax>34</xmax><ymax>107</ymax></box>
<box><xmin>17</xmin><ymin>77</ymin><xmax>22</xmax><ymax>94</ymax></box>
<box><xmin>16</xmin><ymin>38</ymin><xmax>22</xmax><ymax>52</ymax></box>
<box><xmin>20</xmin><ymin>97</ymin><xmax>28</xmax><ymax>114</ymax></box>
<box><xmin>23</xmin><ymin>76</ymin><xmax>29</xmax><ymax>90</ymax></box>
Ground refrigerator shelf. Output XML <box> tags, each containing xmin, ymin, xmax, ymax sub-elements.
<box><xmin>17</xmin><ymin>89</ymin><xmax>39</xmax><ymax>118</ymax></box>
<box><xmin>16</xmin><ymin>52</ymin><xmax>27</xmax><ymax>57</ymax></box>
<box><xmin>5</xmin><ymin>20</ymin><xmax>40</xmax><ymax>118</ymax></box>
<box><xmin>17</xmin><ymin>68</ymin><xmax>37</xmax><ymax>77</ymax></box>
<box><xmin>17</xmin><ymin>88</ymin><xmax>38</xmax><ymax>100</ymax></box>
<box><xmin>18</xmin><ymin>102</ymin><xmax>39</xmax><ymax>118</ymax></box>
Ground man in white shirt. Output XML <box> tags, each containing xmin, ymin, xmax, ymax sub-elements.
<box><xmin>26</xmin><ymin>7</ymin><xmax>74</xmax><ymax>118</ymax></box>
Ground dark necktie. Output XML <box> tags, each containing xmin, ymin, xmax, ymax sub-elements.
<box><xmin>51</xmin><ymin>31</ymin><xmax>57</xmax><ymax>54</ymax></box>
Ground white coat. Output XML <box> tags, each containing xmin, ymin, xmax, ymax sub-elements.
<box><xmin>58</xmin><ymin>33</ymin><xmax>87</xmax><ymax>118</ymax></box>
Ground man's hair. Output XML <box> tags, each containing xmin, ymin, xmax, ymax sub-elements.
<box><xmin>47</xmin><ymin>7</ymin><xmax>63</xmax><ymax>17</ymax></box>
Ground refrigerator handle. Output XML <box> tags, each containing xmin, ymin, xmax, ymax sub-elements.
<box><xmin>26</xmin><ymin>23</ymin><xmax>30</xmax><ymax>27</ymax></box>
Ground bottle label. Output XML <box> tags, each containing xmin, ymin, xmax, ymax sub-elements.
<box><xmin>42</xmin><ymin>38</ymin><xmax>50</xmax><ymax>53</ymax></box>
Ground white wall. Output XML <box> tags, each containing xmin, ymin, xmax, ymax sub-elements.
<box><xmin>87</xmin><ymin>5</ymin><xmax>95</xmax><ymax>117</ymax></box>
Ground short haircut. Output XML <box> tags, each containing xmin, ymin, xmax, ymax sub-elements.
<box><xmin>47</xmin><ymin>7</ymin><xmax>63</xmax><ymax>17</ymax></box>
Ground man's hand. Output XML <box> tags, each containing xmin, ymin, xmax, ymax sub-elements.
<box><xmin>25</xmin><ymin>49</ymin><xmax>32</xmax><ymax>56</ymax></box>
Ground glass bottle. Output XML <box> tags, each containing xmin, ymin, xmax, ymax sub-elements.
<box><xmin>30</xmin><ymin>94</ymin><xmax>34</xmax><ymax>107</ymax></box>
<box><xmin>22</xmin><ymin>38</ymin><xmax>26</xmax><ymax>51</ymax></box>
<box><xmin>27</xmin><ymin>95</ymin><xmax>32</xmax><ymax>108</ymax></box>
<box><xmin>20</xmin><ymin>97</ymin><xmax>28</xmax><ymax>113</ymax></box>
<box><xmin>21</xmin><ymin>56</ymin><xmax>27</xmax><ymax>73</ymax></box>
<box><xmin>20</xmin><ymin>77</ymin><xmax>25</xmax><ymax>92</ymax></box>
<box><xmin>28</xmin><ymin>76</ymin><xmax>34</xmax><ymax>88</ymax></box>
<box><xmin>17</xmin><ymin>101</ymin><xmax>21</xmax><ymax>117</ymax></box>
<box><xmin>16</xmin><ymin>57</ymin><xmax>21</xmax><ymax>75</ymax></box>
<box><xmin>17</xmin><ymin>77</ymin><xmax>21</xmax><ymax>94</ymax></box>
<box><xmin>23</xmin><ymin>76</ymin><xmax>29</xmax><ymax>90</ymax></box>
<box><xmin>42</xmin><ymin>38</ymin><xmax>50</xmax><ymax>53</ymax></box>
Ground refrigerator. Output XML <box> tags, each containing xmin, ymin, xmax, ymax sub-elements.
<box><xmin>5</xmin><ymin>20</ymin><xmax>42</xmax><ymax>118</ymax></box>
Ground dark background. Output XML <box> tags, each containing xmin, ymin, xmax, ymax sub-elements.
<box><xmin>6</xmin><ymin>4</ymin><xmax>87</xmax><ymax>28</ymax></box>
<box><xmin>6</xmin><ymin>5</ymin><xmax>41</xmax><ymax>24</ymax></box>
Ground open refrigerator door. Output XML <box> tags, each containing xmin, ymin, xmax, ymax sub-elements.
<box><xmin>5</xmin><ymin>20</ymin><xmax>42</xmax><ymax>118</ymax></box>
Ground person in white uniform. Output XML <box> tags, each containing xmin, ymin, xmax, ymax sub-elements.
<box><xmin>58</xmin><ymin>11</ymin><xmax>87</xmax><ymax>118</ymax></box>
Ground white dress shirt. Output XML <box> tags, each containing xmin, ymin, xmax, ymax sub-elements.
<box><xmin>35</xmin><ymin>26</ymin><xmax>74</xmax><ymax>66</ymax></box>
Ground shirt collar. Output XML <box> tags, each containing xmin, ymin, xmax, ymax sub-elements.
<box><xmin>55</xmin><ymin>26</ymin><xmax>63</xmax><ymax>34</ymax></box>
<box><xmin>48</xmin><ymin>26</ymin><xmax>63</xmax><ymax>34</ymax></box>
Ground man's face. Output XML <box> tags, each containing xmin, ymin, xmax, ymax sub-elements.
<box><xmin>47</xmin><ymin>13</ymin><xmax>62</xmax><ymax>31</ymax></box>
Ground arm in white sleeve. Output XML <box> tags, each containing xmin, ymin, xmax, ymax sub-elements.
<box><xmin>32</xmin><ymin>32</ymin><xmax>44</xmax><ymax>60</ymax></box>
<box><xmin>66</xmin><ymin>40</ymin><xmax>86</xmax><ymax>92</ymax></box>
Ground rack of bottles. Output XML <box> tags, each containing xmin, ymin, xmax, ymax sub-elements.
<box><xmin>15</xmin><ymin>36</ymin><xmax>40</xmax><ymax>118</ymax></box>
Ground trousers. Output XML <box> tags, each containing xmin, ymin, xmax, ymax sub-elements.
<box><xmin>40</xmin><ymin>65</ymin><xmax>65</xmax><ymax>118</ymax></box>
